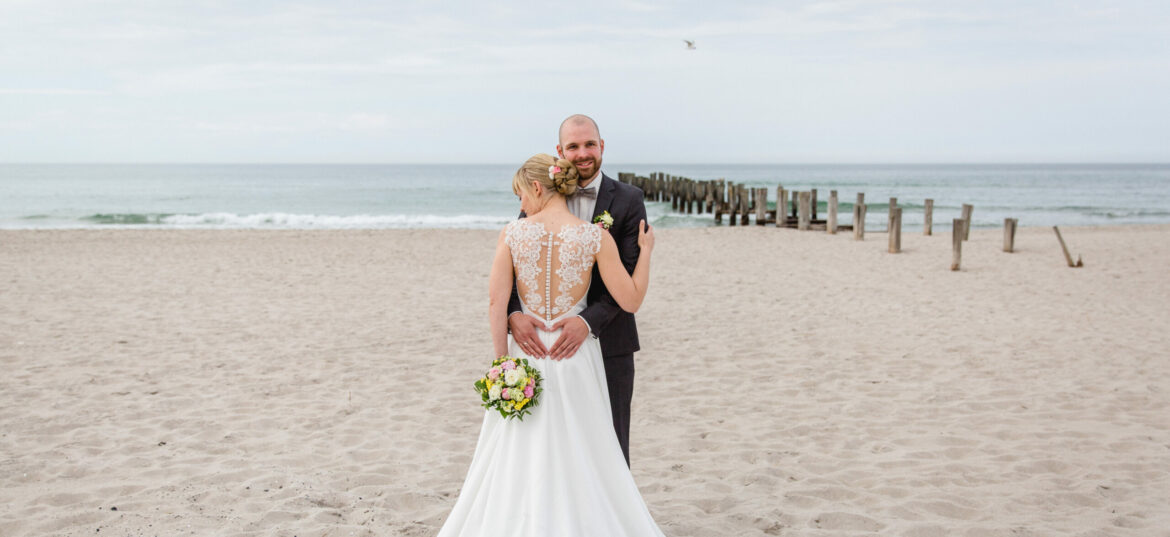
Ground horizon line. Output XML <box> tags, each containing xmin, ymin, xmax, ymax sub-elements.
<box><xmin>3</xmin><ymin>161</ymin><xmax>1169</xmax><ymax>166</ymax></box>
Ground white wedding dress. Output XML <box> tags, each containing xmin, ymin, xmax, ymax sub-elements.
<box><xmin>436</xmin><ymin>219</ymin><xmax>665</xmax><ymax>537</ymax></box>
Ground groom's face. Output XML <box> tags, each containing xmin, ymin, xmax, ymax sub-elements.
<box><xmin>557</xmin><ymin>122</ymin><xmax>604</xmax><ymax>182</ymax></box>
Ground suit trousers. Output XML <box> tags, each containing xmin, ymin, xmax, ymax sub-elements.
<box><xmin>603</xmin><ymin>352</ymin><xmax>635</xmax><ymax>467</ymax></box>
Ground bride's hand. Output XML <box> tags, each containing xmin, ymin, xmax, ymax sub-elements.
<box><xmin>637</xmin><ymin>219</ymin><xmax>654</xmax><ymax>252</ymax></box>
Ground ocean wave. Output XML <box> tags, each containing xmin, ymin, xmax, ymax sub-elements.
<box><xmin>77</xmin><ymin>212</ymin><xmax>513</xmax><ymax>229</ymax></box>
<box><xmin>1090</xmin><ymin>209</ymin><xmax>1170</xmax><ymax>219</ymax></box>
<box><xmin>83</xmin><ymin>213</ymin><xmax>175</xmax><ymax>225</ymax></box>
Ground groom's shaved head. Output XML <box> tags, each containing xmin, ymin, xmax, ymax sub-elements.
<box><xmin>557</xmin><ymin>114</ymin><xmax>604</xmax><ymax>183</ymax></box>
<box><xmin>559</xmin><ymin>114</ymin><xmax>600</xmax><ymax>145</ymax></box>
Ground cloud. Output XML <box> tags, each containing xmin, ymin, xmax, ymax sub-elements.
<box><xmin>119</xmin><ymin>54</ymin><xmax>447</xmax><ymax>94</ymax></box>
<box><xmin>0</xmin><ymin>88</ymin><xmax>109</xmax><ymax>95</ymax></box>
<box><xmin>0</xmin><ymin>0</ymin><xmax>1167</xmax><ymax>162</ymax></box>
<box><xmin>188</xmin><ymin>112</ymin><xmax>404</xmax><ymax>133</ymax></box>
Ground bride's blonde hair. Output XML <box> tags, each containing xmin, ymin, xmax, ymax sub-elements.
<box><xmin>512</xmin><ymin>154</ymin><xmax>580</xmax><ymax>198</ymax></box>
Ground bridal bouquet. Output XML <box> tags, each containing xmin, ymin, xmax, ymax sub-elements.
<box><xmin>474</xmin><ymin>356</ymin><xmax>542</xmax><ymax>420</ymax></box>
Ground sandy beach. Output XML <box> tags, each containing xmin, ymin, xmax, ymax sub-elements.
<box><xmin>2</xmin><ymin>224</ymin><xmax>1169</xmax><ymax>537</ymax></box>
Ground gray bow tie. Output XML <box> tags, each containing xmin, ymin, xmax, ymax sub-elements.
<box><xmin>573</xmin><ymin>186</ymin><xmax>598</xmax><ymax>200</ymax></box>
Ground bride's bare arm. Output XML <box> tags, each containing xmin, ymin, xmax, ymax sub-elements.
<box><xmin>596</xmin><ymin>220</ymin><xmax>654</xmax><ymax>313</ymax></box>
<box><xmin>488</xmin><ymin>230</ymin><xmax>514</xmax><ymax>358</ymax></box>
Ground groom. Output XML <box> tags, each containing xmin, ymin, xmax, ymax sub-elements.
<box><xmin>508</xmin><ymin>114</ymin><xmax>647</xmax><ymax>466</ymax></box>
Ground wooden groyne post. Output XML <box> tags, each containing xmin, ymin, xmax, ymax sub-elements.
<box><xmin>755</xmin><ymin>188</ymin><xmax>768</xmax><ymax>226</ymax></box>
<box><xmin>853</xmin><ymin>193</ymin><xmax>866</xmax><ymax>240</ymax></box>
<box><xmin>775</xmin><ymin>187</ymin><xmax>787</xmax><ymax>228</ymax></box>
<box><xmin>797</xmin><ymin>192</ymin><xmax>811</xmax><ymax>230</ymax></box>
<box><xmin>1053</xmin><ymin>226</ymin><xmax>1084</xmax><ymax>267</ymax></box>
<box><xmin>727</xmin><ymin>182</ymin><xmax>738</xmax><ymax>226</ymax></box>
<box><xmin>827</xmin><ymin>190</ymin><xmax>838</xmax><ymax>234</ymax></box>
<box><xmin>924</xmin><ymin>199</ymin><xmax>934</xmax><ymax>236</ymax></box>
<box><xmin>673</xmin><ymin>175</ymin><xmax>683</xmax><ymax>211</ymax></box>
<box><xmin>888</xmin><ymin>207</ymin><xmax>902</xmax><ymax>253</ymax></box>
<box><xmin>714</xmin><ymin>182</ymin><xmax>725</xmax><ymax>225</ymax></box>
<box><xmin>951</xmin><ymin>218</ymin><xmax>965</xmax><ymax>271</ymax></box>
<box><xmin>714</xmin><ymin>179</ymin><xmax>721</xmax><ymax>213</ymax></box>
<box><xmin>960</xmin><ymin>204</ymin><xmax>974</xmax><ymax>241</ymax></box>
<box><xmin>739</xmin><ymin>184</ymin><xmax>750</xmax><ymax>226</ymax></box>
<box><xmin>1003</xmin><ymin>218</ymin><xmax>1018</xmax><ymax>252</ymax></box>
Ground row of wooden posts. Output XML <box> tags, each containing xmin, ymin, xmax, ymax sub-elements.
<box><xmin>618</xmin><ymin>171</ymin><xmax>1033</xmax><ymax>271</ymax></box>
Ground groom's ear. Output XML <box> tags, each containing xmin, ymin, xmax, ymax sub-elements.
<box><xmin>555</xmin><ymin>145</ymin><xmax>565</xmax><ymax>159</ymax></box>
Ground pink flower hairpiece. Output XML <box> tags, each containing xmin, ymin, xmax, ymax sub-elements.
<box><xmin>548</xmin><ymin>165</ymin><xmax>561</xmax><ymax>179</ymax></box>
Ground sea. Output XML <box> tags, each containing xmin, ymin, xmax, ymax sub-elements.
<box><xmin>2</xmin><ymin>163</ymin><xmax>1168</xmax><ymax>231</ymax></box>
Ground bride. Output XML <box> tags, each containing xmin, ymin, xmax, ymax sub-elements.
<box><xmin>436</xmin><ymin>154</ymin><xmax>665</xmax><ymax>536</ymax></box>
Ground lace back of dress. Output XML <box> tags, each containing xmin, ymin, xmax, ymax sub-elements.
<box><xmin>506</xmin><ymin>220</ymin><xmax>602</xmax><ymax>321</ymax></box>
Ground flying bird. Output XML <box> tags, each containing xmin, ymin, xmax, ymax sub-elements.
<box><xmin>683</xmin><ymin>40</ymin><xmax>696</xmax><ymax>50</ymax></box>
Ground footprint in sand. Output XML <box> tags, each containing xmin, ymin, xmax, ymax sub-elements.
<box><xmin>809</xmin><ymin>511</ymin><xmax>885</xmax><ymax>531</ymax></box>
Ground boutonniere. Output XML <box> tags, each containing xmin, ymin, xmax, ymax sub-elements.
<box><xmin>593</xmin><ymin>211</ymin><xmax>614</xmax><ymax>230</ymax></box>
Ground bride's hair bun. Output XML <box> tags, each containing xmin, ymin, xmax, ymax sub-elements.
<box><xmin>512</xmin><ymin>154</ymin><xmax>581</xmax><ymax>198</ymax></box>
<box><xmin>550</xmin><ymin>158</ymin><xmax>580</xmax><ymax>196</ymax></box>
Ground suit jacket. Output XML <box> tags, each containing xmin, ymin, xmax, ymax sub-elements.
<box><xmin>508</xmin><ymin>172</ymin><xmax>646</xmax><ymax>357</ymax></box>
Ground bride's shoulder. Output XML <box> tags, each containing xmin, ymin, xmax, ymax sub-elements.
<box><xmin>580</xmin><ymin>221</ymin><xmax>602</xmax><ymax>236</ymax></box>
<box><xmin>504</xmin><ymin>218</ymin><xmax>545</xmax><ymax>243</ymax></box>
<box><xmin>569</xmin><ymin>221</ymin><xmax>605</xmax><ymax>252</ymax></box>
<box><xmin>505</xmin><ymin>218</ymin><xmax>537</xmax><ymax>230</ymax></box>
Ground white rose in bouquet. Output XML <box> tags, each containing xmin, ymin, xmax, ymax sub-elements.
<box><xmin>504</xmin><ymin>368</ymin><xmax>524</xmax><ymax>386</ymax></box>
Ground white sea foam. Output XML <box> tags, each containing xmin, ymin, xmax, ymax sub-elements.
<box><xmin>0</xmin><ymin>213</ymin><xmax>514</xmax><ymax>230</ymax></box>
<box><xmin>158</xmin><ymin>212</ymin><xmax>512</xmax><ymax>229</ymax></box>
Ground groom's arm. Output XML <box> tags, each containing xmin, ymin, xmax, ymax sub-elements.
<box><xmin>579</xmin><ymin>195</ymin><xmax>647</xmax><ymax>338</ymax></box>
<box><xmin>507</xmin><ymin>278</ymin><xmax>523</xmax><ymax>318</ymax></box>
<box><xmin>506</xmin><ymin>209</ymin><xmax>526</xmax><ymax>320</ymax></box>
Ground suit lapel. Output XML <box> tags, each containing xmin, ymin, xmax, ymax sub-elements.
<box><xmin>591</xmin><ymin>173</ymin><xmax>615</xmax><ymax>221</ymax></box>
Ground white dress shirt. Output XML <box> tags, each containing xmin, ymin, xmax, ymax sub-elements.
<box><xmin>567</xmin><ymin>171</ymin><xmax>602</xmax><ymax>222</ymax></box>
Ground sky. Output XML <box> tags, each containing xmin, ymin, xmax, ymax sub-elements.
<box><xmin>1</xmin><ymin>0</ymin><xmax>1167</xmax><ymax>163</ymax></box>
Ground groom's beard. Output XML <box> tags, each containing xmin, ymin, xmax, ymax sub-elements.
<box><xmin>575</xmin><ymin>156</ymin><xmax>602</xmax><ymax>182</ymax></box>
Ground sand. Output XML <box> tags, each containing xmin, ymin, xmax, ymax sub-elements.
<box><xmin>1</xmin><ymin>225</ymin><xmax>1168</xmax><ymax>536</ymax></box>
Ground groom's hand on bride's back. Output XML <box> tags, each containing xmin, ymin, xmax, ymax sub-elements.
<box><xmin>548</xmin><ymin>317</ymin><xmax>589</xmax><ymax>360</ymax></box>
<box><xmin>509</xmin><ymin>313</ymin><xmax>550</xmax><ymax>358</ymax></box>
